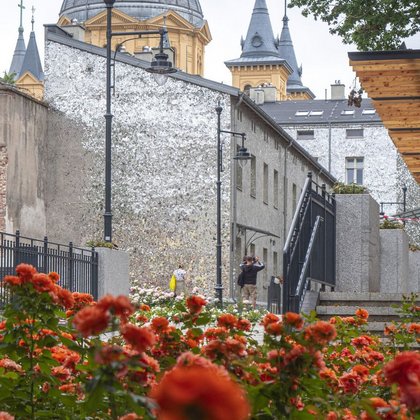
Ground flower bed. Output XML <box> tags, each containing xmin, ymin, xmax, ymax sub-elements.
<box><xmin>0</xmin><ymin>264</ymin><xmax>419</xmax><ymax>419</ymax></box>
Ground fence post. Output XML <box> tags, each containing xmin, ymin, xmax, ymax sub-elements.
<box><xmin>43</xmin><ymin>236</ymin><xmax>48</xmax><ymax>273</ymax></box>
<box><xmin>15</xmin><ymin>230</ymin><xmax>20</xmax><ymax>268</ymax></box>
<box><xmin>69</xmin><ymin>242</ymin><xmax>74</xmax><ymax>292</ymax></box>
<box><xmin>91</xmin><ymin>247</ymin><xmax>98</xmax><ymax>300</ymax></box>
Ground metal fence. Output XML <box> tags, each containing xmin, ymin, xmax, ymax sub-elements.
<box><xmin>283</xmin><ymin>173</ymin><xmax>336</xmax><ymax>314</ymax></box>
<box><xmin>0</xmin><ymin>230</ymin><xmax>98</xmax><ymax>307</ymax></box>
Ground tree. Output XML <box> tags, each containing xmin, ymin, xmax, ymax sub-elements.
<box><xmin>0</xmin><ymin>72</ymin><xmax>16</xmax><ymax>84</ymax></box>
<box><xmin>289</xmin><ymin>0</ymin><xmax>420</xmax><ymax>51</ymax></box>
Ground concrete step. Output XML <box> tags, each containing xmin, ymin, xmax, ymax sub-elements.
<box><xmin>319</xmin><ymin>292</ymin><xmax>418</xmax><ymax>307</ymax></box>
<box><xmin>316</xmin><ymin>305</ymin><xmax>401</xmax><ymax>322</ymax></box>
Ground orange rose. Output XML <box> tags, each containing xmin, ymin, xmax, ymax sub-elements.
<box><xmin>15</xmin><ymin>263</ymin><xmax>37</xmax><ymax>282</ymax></box>
<box><xmin>121</xmin><ymin>323</ymin><xmax>156</xmax><ymax>353</ymax></box>
<box><xmin>304</xmin><ymin>321</ymin><xmax>337</xmax><ymax>345</ymax></box>
<box><xmin>217</xmin><ymin>313</ymin><xmax>238</xmax><ymax>329</ymax></box>
<box><xmin>73</xmin><ymin>306</ymin><xmax>109</xmax><ymax>337</ymax></box>
<box><xmin>151</xmin><ymin>316</ymin><xmax>170</xmax><ymax>333</ymax></box>
<box><xmin>150</xmin><ymin>365</ymin><xmax>250</xmax><ymax>420</ymax></box>
<box><xmin>283</xmin><ymin>312</ymin><xmax>304</xmax><ymax>330</ymax></box>
<box><xmin>186</xmin><ymin>295</ymin><xmax>207</xmax><ymax>314</ymax></box>
<box><xmin>0</xmin><ymin>412</ymin><xmax>14</xmax><ymax>420</ymax></box>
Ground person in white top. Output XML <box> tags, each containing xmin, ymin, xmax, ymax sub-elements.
<box><xmin>173</xmin><ymin>264</ymin><xmax>187</xmax><ymax>296</ymax></box>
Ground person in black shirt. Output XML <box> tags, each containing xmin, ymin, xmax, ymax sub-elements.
<box><xmin>240</xmin><ymin>256</ymin><xmax>265</xmax><ymax>308</ymax></box>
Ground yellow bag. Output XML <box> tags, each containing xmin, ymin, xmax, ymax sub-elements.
<box><xmin>169</xmin><ymin>274</ymin><xmax>177</xmax><ymax>291</ymax></box>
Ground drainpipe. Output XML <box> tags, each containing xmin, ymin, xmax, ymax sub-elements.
<box><xmin>229</xmin><ymin>95</ymin><xmax>244</xmax><ymax>300</ymax></box>
<box><xmin>328</xmin><ymin>122</ymin><xmax>332</xmax><ymax>173</ymax></box>
<box><xmin>283</xmin><ymin>138</ymin><xmax>294</xmax><ymax>246</ymax></box>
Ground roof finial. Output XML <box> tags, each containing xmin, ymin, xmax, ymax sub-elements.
<box><xmin>284</xmin><ymin>0</ymin><xmax>288</xmax><ymax>17</ymax></box>
<box><xmin>31</xmin><ymin>5</ymin><xmax>35</xmax><ymax>32</ymax></box>
<box><xmin>18</xmin><ymin>0</ymin><xmax>25</xmax><ymax>31</ymax></box>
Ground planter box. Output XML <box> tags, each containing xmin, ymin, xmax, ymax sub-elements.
<box><xmin>408</xmin><ymin>250</ymin><xmax>420</xmax><ymax>293</ymax></box>
<box><xmin>380</xmin><ymin>229</ymin><xmax>408</xmax><ymax>293</ymax></box>
<box><xmin>97</xmin><ymin>248</ymin><xmax>130</xmax><ymax>298</ymax></box>
<box><xmin>335</xmin><ymin>194</ymin><xmax>380</xmax><ymax>292</ymax></box>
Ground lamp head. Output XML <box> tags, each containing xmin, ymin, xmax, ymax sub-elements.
<box><xmin>234</xmin><ymin>146</ymin><xmax>252</xmax><ymax>168</ymax></box>
<box><xmin>146</xmin><ymin>51</ymin><xmax>177</xmax><ymax>86</ymax></box>
<box><xmin>103</xmin><ymin>0</ymin><xmax>116</xmax><ymax>5</ymax></box>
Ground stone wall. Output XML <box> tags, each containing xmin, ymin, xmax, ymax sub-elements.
<box><xmin>0</xmin><ymin>85</ymin><xmax>49</xmax><ymax>238</ymax></box>
<box><xmin>44</xmin><ymin>41</ymin><xmax>232</xmax><ymax>293</ymax></box>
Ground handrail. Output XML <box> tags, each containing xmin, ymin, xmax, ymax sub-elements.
<box><xmin>294</xmin><ymin>216</ymin><xmax>322</xmax><ymax>311</ymax></box>
<box><xmin>283</xmin><ymin>175</ymin><xmax>312</xmax><ymax>253</ymax></box>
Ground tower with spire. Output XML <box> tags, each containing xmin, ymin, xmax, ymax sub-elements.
<box><xmin>225</xmin><ymin>0</ymin><xmax>314</xmax><ymax>101</ymax></box>
<box><xmin>9</xmin><ymin>0</ymin><xmax>27</xmax><ymax>79</ymax></box>
<box><xmin>14</xmin><ymin>6</ymin><xmax>44</xmax><ymax>100</ymax></box>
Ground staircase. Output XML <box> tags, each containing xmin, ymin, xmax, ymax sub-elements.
<box><xmin>316</xmin><ymin>292</ymin><xmax>419</xmax><ymax>340</ymax></box>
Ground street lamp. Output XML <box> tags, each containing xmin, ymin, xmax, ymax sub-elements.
<box><xmin>215</xmin><ymin>103</ymin><xmax>252</xmax><ymax>306</ymax></box>
<box><xmin>103</xmin><ymin>0</ymin><xmax>177</xmax><ymax>242</ymax></box>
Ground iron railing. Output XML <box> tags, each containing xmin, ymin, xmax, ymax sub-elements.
<box><xmin>0</xmin><ymin>230</ymin><xmax>98</xmax><ymax>307</ymax></box>
<box><xmin>282</xmin><ymin>173</ymin><xmax>336</xmax><ymax>313</ymax></box>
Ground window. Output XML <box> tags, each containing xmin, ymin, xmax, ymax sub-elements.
<box><xmin>292</xmin><ymin>183</ymin><xmax>297</xmax><ymax>215</ymax></box>
<box><xmin>250</xmin><ymin>155</ymin><xmax>256</xmax><ymax>198</ymax></box>
<box><xmin>236</xmin><ymin>145</ymin><xmax>243</xmax><ymax>190</ymax></box>
<box><xmin>309</xmin><ymin>110</ymin><xmax>324</xmax><ymax>116</ymax></box>
<box><xmin>346</xmin><ymin>157</ymin><xmax>364</xmax><ymax>185</ymax></box>
<box><xmin>273</xmin><ymin>169</ymin><xmax>279</xmax><ymax>209</ymax></box>
<box><xmin>249</xmin><ymin>243</ymin><xmax>255</xmax><ymax>257</ymax></box>
<box><xmin>237</xmin><ymin>109</ymin><xmax>243</xmax><ymax>122</ymax></box>
<box><xmin>297</xmin><ymin>130</ymin><xmax>315</xmax><ymax>140</ymax></box>
<box><xmin>263</xmin><ymin>163</ymin><xmax>268</xmax><ymax>204</ymax></box>
<box><xmin>346</xmin><ymin>128</ymin><xmax>364</xmax><ymax>138</ymax></box>
<box><xmin>341</xmin><ymin>110</ymin><xmax>355</xmax><ymax>116</ymax></box>
<box><xmin>251</xmin><ymin>120</ymin><xmax>257</xmax><ymax>133</ymax></box>
<box><xmin>275</xmin><ymin>139</ymin><xmax>280</xmax><ymax>150</ymax></box>
<box><xmin>295</xmin><ymin>111</ymin><xmax>309</xmax><ymax>117</ymax></box>
<box><xmin>273</xmin><ymin>251</ymin><xmax>278</xmax><ymax>276</ymax></box>
<box><xmin>263</xmin><ymin>247</ymin><xmax>268</xmax><ymax>285</ymax></box>
<box><xmin>264</xmin><ymin>130</ymin><xmax>269</xmax><ymax>143</ymax></box>
<box><xmin>362</xmin><ymin>109</ymin><xmax>376</xmax><ymax>115</ymax></box>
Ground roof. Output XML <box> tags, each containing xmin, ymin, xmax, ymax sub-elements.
<box><xmin>19</xmin><ymin>31</ymin><xmax>44</xmax><ymax>81</ymax></box>
<box><xmin>260</xmin><ymin>98</ymin><xmax>383</xmax><ymax>125</ymax></box>
<box><xmin>59</xmin><ymin>0</ymin><xmax>204</xmax><ymax>28</ymax></box>
<box><xmin>349</xmin><ymin>49</ymin><xmax>420</xmax><ymax>183</ymax></box>
<box><xmin>225</xmin><ymin>56</ymin><xmax>292</xmax><ymax>72</ymax></box>
<box><xmin>9</xmin><ymin>27</ymin><xmax>26</xmax><ymax>78</ymax></box>
<box><xmin>45</xmin><ymin>25</ymin><xmax>336</xmax><ymax>184</ymax></box>
<box><xmin>239</xmin><ymin>0</ymin><xmax>280</xmax><ymax>59</ymax></box>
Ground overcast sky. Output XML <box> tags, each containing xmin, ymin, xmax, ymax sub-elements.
<box><xmin>1</xmin><ymin>0</ymin><xmax>419</xmax><ymax>99</ymax></box>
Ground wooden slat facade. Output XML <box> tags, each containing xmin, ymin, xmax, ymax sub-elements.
<box><xmin>349</xmin><ymin>50</ymin><xmax>420</xmax><ymax>183</ymax></box>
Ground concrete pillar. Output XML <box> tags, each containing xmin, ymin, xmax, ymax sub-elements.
<box><xmin>335</xmin><ymin>194</ymin><xmax>380</xmax><ymax>292</ymax></box>
<box><xmin>97</xmin><ymin>248</ymin><xmax>130</xmax><ymax>298</ymax></box>
<box><xmin>380</xmin><ymin>229</ymin><xmax>409</xmax><ymax>293</ymax></box>
<box><xmin>408</xmin><ymin>251</ymin><xmax>420</xmax><ymax>293</ymax></box>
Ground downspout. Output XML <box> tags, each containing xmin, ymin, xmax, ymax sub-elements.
<box><xmin>328</xmin><ymin>122</ymin><xmax>332</xmax><ymax>173</ymax></box>
<box><xmin>229</xmin><ymin>94</ymin><xmax>244</xmax><ymax>300</ymax></box>
<box><xmin>283</xmin><ymin>138</ymin><xmax>294</xmax><ymax>246</ymax></box>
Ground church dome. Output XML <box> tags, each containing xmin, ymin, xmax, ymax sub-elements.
<box><xmin>59</xmin><ymin>0</ymin><xmax>204</xmax><ymax>28</ymax></box>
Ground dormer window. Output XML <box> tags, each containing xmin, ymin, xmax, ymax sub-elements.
<box><xmin>295</xmin><ymin>111</ymin><xmax>309</xmax><ymax>117</ymax></box>
<box><xmin>309</xmin><ymin>111</ymin><xmax>323</xmax><ymax>116</ymax></box>
<box><xmin>251</xmin><ymin>34</ymin><xmax>263</xmax><ymax>47</ymax></box>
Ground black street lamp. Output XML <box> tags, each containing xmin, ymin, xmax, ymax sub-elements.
<box><xmin>103</xmin><ymin>0</ymin><xmax>176</xmax><ymax>242</ymax></box>
<box><xmin>215</xmin><ymin>103</ymin><xmax>251</xmax><ymax>307</ymax></box>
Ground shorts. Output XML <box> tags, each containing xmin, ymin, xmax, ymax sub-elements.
<box><xmin>241</xmin><ymin>284</ymin><xmax>257</xmax><ymax>304</ymax></box>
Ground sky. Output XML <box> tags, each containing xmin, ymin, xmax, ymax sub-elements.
<box><xmin>1</xmin><ymin>0</ymin><xmax>419</xmax><ymax>100</ymax></box>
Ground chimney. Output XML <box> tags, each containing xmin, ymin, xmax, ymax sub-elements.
<box><xmin>330</xmin><ymin>80</ymin><xmax>345</xmax><ymax>100</ymax></box>
<box><xmin>249</xmin><ymin>85</ymin><xmax>277</xmax><ymax>104</ymax></box>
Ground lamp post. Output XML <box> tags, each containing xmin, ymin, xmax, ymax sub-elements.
<box><xmin>103</xmin><ymin>0</ymin><xmax>176</xmax><ymax>242</ymax></box>
<box><xmin>215</xmin><ymin>103</ymin><xmax>251</xmax><ymax>307</ymax></box>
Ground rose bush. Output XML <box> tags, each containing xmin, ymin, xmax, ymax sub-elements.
<box><xmin>0</xmin><ymin>264</ymin><xmax>418</xmax><ymax>419</ymax></box>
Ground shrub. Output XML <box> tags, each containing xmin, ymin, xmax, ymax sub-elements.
<box><xmin>333</xmin><ymin>182</ymin><xmax>367</xmax><ymax>194</ymax></box>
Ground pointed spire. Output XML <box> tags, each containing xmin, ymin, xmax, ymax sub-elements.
<box><xmin>279</xmin><ymin>0</ymin><xmax>313</xmax><ymax>95</ymax></box>
<box><xmin>162</xmin><ymin>15</ymin><xmax>171</xmax><ymax>49</ymax></box>
<box><xmin>19</xmin><ymin>7</ymin><xmax>44</xmax><ymax>81</ymax></box>
<box><xmin>241</xmin><ymin>0</ymin><xmax>280</xmax><ymax>58</ymax></box>
<box><xmin>9</xmin><ymin>0</ymin><xmax>27</xmax><ymax>78</ymax></box>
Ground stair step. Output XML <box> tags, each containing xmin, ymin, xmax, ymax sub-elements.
<box><xmin>317</xmin><ymin>306</ymin><xmax>399</xmax><ymax>316</ymax></box>
<box><xmin>319</xmin><ymin>292</ymin><xmax>419</xmax><ymax>307</ymax></box>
